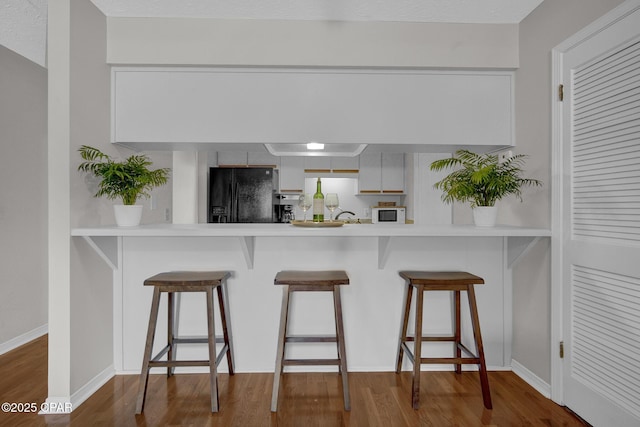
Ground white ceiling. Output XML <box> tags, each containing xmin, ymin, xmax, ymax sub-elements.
<box><xmin>0</xmin><ymin>0</ymin><xmax>544</xmax><ymax>68</ymax></box>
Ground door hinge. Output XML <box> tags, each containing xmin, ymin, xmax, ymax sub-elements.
<box><xmin>559</xmin><ymin>341</ymin><xmax>564</xmax><ymax>359</ymax></box>
<box><xmin>558</xmin><ymin>84</ymin><xmax>564</xmax><ymax>101</ymax></box>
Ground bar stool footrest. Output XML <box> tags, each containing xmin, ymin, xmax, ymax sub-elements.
<box><xmin>284</xmin><ymin>359</ymin><xmax>341</xmax><ymax>366</ymax></box>
<box><xmin>173</xmin><ymin>336</ymin><xmax>227</xmax><ymax>345</ymax></box>
<box><xmin>420</xmin><ymin>357</ymin><xmax>481</xmax><ymax>365</ymax></box>
<box><xmin>285</xmin><ymin>335</ymin><xmax>338</xmax><ymax>343</ymax></box>
<box><xmin>401</xmin><ymin>344</ymin><xmax>481</xmax><ymax>365</ymax></box>
<box><xmin>149</xmin><ymin>360</ymin><xmax>212</xmax><ymax>368</ymax></box>
<box><xmin>403</xmin><ymin>335</ymin><xmax>457</xmax><ymax>343</ymax></box>
<box><xmin>150</xmin><ymin>343</ymin><xmax>230</xmax><ymax>368</ymax></box>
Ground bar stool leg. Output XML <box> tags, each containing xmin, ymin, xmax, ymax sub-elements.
<box><xmin>396</xmin><ymin>281</ymin><xmax>413</xmax><ymax>373</ymax></box>
<box><xmin>217</xmin><ymin>281</ymin><xmax>235</xmax><ymax>374</ymax></box>
<box><xmin>206</xmin><ymin>288</ymin><xmax>219</xmax><ymax>412</ymax></box>
<box><xmin>333</xmin><ymin>286</ymin><xmax>351</xmax><ymax>411</ymax></box>
<box><xmin>167</xmin><ymin>292</ymin><xmax>175</xmax><ymax>377</ymax></box>
<box><xmin>467</xmin><ymin>285</ymin><xmax>492</xmax><ymax>409</ymax></box>
<box><xmin>454</xmin><ymin>290</ymin><xmax>462</xmax><ymax>375</ymax></box>
<box><xmin>412</xmin><ymin>285</ymin><xmax>424</xmax><ymax>410</ymax></box>
<box><xmin>136</xmin><ymin>287</ymin><xmax>162</xmax><ymax>414</ymax></box>
<box><xmin>271</xmin><ymin>285</ymin><xmax>291</xmax><ymax>412</ymax></box>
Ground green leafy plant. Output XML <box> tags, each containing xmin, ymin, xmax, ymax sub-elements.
<box><xmin>430</xmin><ymin>149</ymin><xmax>542</xmax><ymax>208</ymax></box>
<box><xmin>78</xmin><ymin>145</ymin><xmax>170</xmax><ymax>205</ymax></box>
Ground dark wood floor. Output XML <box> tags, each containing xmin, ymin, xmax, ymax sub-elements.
<box><xmin>0</xmin><ymin>335</ymin><xmax>588</xmax><ymax>426</ymax></box>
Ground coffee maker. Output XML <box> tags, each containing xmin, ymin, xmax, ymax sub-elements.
<box><xmin>273</xmin><ymin>194</ymin><xmax>297</xmax><ymax>223</ymax></box>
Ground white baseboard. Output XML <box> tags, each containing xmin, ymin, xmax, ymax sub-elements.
<box><xmin>0</xmin><ymin>324</ymin><xmax>48</xmax><ymax>356</ymax></box>
<box><xmin>511</xmin><ymin>359</ymin><xmax>551</xmax><ymax>398</ymax></box>
<box><xmin>71</xmin><ymin>365</ymin><xmax>115</xmax><ymax>410</ymax></box>
<box><xmin>41</xmin><ymin>365</ymin><xmax>115</xmax><ymax>414</ymax></box>
<box><xmin>118</xmin><ymin>365</ymin><xmax>512</xmax><ymax>375</ymax></box>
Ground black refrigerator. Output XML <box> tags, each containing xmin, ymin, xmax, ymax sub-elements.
<box><xmin>208</xmin><ymin>168</ymin><xmax>275</xmax><ymax>223</ymax></box>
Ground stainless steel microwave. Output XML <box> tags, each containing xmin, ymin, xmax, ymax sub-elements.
<box><xmin>371</xmin><ymin>207</ymin><xmax>406</xmax><ymax>224</ymax></box>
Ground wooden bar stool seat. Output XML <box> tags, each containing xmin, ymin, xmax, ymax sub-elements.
<box><xmin>271</xmin><ymin>270</ymin><xmax>350</xmax><ymax>412</ymax></box>
<box><xmin>135</xmin><ymin>271</ymin><xmax>234</xmax><ymax>414</ymax></box>
<box><xmin>396</xmin><ymin>271</ymin><xmax>492</xmax><ymax>410</ymax></box>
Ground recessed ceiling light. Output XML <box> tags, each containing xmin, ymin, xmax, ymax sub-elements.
<box><xmin>264</xmin><ymin>143</ymin><xmax>367</xmax><ymax>157</ymax></box>
<box><xmin>307</xmin><ymin>142</ymin><xmax>325</xmax><ymax>150</ymax></box>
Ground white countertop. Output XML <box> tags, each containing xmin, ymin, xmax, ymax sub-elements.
<box><xmin>72</xmin><ymin>223</ymin><xmax>550</xmax><ymax>237</ymax></box>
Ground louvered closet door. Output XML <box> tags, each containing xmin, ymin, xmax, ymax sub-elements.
<box><xmin>561</xmin><ymin>6</ymin><xmax>640</xmax><ymax>426</ymax></box>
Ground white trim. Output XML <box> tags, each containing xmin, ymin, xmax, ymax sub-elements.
<box><xmin>550</xmin><ymin>45</ymin><xmax>565</xmax><ymax>405</ymax></box>
<box><xmin>550</xmin><ymin>0</ymin><xmax>640</xmax><ymax>408</ymax></box>
<box><xmin>0</xmin><ymin>325</ymin><xmax>48</xmax><ymax>356</ymax></box>
<box><xmin>40</xmin><ymin>365</ymin><xmax>114</xmax><ymax>414</ymax></box>
<box><xmin>70</xmin><ymin>365</ymin><xmax>115</xmax><ymax>410</ymax></box>
<box><xmin>512</xmin><ymin>359</ymin><xmax>551</xmax><ymax>399</ymax></box>
<box><xmin>117</xmin><ymin>365</ymin><xmax>512</xmax><ymax>376</ymax></box>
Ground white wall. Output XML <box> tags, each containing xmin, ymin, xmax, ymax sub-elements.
<box><xmin>67</xmin><ymin>0</ymin><xmax>114</xmax><ymax>395</ymax></box>
<box><xmin>107</xmin><ymin>18</ymin><xmax>519</xmax><ymax>68</ymax></box>
<box><xmin>48</xmin><ymin>0</ymin><xmax>174</xmax><ymax>404</ymax></box>
<box><xmin>0</xmin><ymin>45</ymin><xmax>48</xmax><ymax>352</ymax></box>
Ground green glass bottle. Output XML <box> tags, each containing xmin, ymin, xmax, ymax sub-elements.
<box><xmin>313</xmin><ymin>177</ymin><xmax>324</xmax><ymax>222</ymax></box>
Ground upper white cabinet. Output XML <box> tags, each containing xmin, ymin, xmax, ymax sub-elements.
<box><xmin>216</xmin><ymin>151</ymin><xmax>279</xmax><ymax>167</ymax></box>
<box><xmin>217</xmin><ymin>152</ymin><xmax>247</xmax><ymax>166</ymax></box>
<box><xmin>358</xmin><ymin>153</ymin><xmax>383</xmax><ymax>194</ymax></box>
<box><xmin>112</xmin><ymin>67</ymin><xmax>513</xmax><ymax>149</ymax></box>
<box><xmin>247</xmin><ymin>152</ymin><xmax>279</xmax><ymax>167</ymax></box>
<box><xmin>279</xmin><ymin>157</ymin><xmax>305</xmax><ymax>193</ymax></box>
<box><xmin>358</xmin><ymin>153</ymin><xmax>405</xmax><ymax>194</ymax></box>
<box><xmin>303</xmin><ymin>157</ymin><xmax>359</xmax><ymax>173</ymax></box>
<box><xmin>381</xmin><ymin>153</ymin><xmax>405</xmax><ymax>193</ymax></box>
<box><xmin>329</xmin><ymin>157</ymin><xmax>359</xmax><ymax>173</ymax></box>
<box><xmin>304</xmin><ymin>157</ymin><xmax>331</xmax><ymax>173</ymax></box>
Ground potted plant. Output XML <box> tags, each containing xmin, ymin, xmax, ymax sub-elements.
<box><xmin>430</xmin><ymin>149</ymin><xmax>542</xmax><ymax>226</ymax></box>
<box><xmin>78</xmin><ymin>145</ymin><xmax>170</xmax><ymax>226</ymax></box>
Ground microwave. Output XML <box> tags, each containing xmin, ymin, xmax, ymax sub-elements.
<box><xmin>371</xmin><ymin>206</ymin><xmax>406</xmax><ymax>224</ymax></box>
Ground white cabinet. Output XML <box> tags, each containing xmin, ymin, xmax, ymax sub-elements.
<box><xmin>381</xmin><ymin>153</ymin><xmax>405</xmax><ymax>193</ymax></box>
<box><xmin>216</xmin><ymin>151</ymin><xmax>279</xmax><ymax>167</ymax></box>
<box><xmin>330</xmin><ymin>157</ymin><xmax>359</xmax><ymax>173</ymax></box>
<box><xmin>217</xmin><ymin>152</ymin><xmax>247</xmax><ymax>166</ymax></box>
<box><xmin>358</xmin><ymin>153</ymin><xmax>382</xmax><ymax>194</ymax></box>
<box><xmin>279</xmin><ymin>157</ymin><xmax>305</xmax><ymax>193</ymax></box>
<box><xmin>304</xmin><ymin>157</ymin><xmax>331</xmax><ymax>173</ymax></box>
<box><xmin>247</xmin><ymin>152</ymin><xmax>279</xmax><ymax>167</ymax></box>
<box><xmin>303</xmin><ymin>157</ymin><xmax>359</xmax><ymax>174</ymax></box>
<box><xmin>358</xmin><ymin>153</ymin><xmax>405</xmax><ymax>194</ymax></box>
<box><xmin>112</xmin><ymin>67</ymin><xmax>513</xmax><ymax>150</ymax></box>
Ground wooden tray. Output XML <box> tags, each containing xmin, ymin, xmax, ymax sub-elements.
<box><xmin>290</xmin><ymin>220</ymin><xmax>345</xmax><ymax>227</ymax></box>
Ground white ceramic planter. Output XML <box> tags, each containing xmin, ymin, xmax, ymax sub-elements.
<box><xmin>114</xmin><ymin>204</ymin><xmax>143</xmax><ymax>227</ymax></box>
<box><xmin>472</xmin><ymin>206</ymin><xmax>497</xmax><ymax>227</ymax></box>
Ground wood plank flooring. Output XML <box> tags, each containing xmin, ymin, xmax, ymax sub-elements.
<box><xmin>0</xmin><ymin>335</ymin><xmax>588</xmax><ymax>426</ymax></box>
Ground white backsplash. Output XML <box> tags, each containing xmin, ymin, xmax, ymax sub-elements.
<box><xmin>299</xmin><ymin>177</ymin><xmax>402</xmax><ymax>220</ymax></box>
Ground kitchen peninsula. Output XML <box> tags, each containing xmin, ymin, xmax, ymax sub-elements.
<box><xmin>72</xmin><ymin>223</ymin><xmax>549</xmax><ymax>377</ymax></box>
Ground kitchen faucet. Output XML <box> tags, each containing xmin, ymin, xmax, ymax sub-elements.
<box><xmin>335</xmin><ymin>210</ymin><xmax>356</xmax><ymax>220</ymax></box>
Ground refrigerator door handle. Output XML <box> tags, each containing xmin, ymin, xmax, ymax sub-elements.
<box><xmin>234</xmin><ymin>182</ymin><xmax>239</xmax><ymax>222</ymax></box>
<box><xmin>227</xmin><ymin>182</ymin><xmax>233</xmax><ymax>223</ymax></box>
